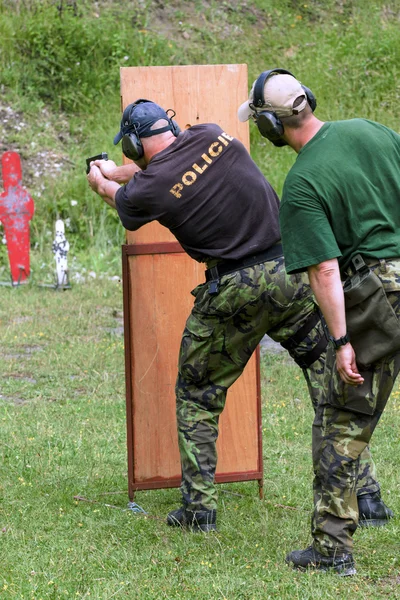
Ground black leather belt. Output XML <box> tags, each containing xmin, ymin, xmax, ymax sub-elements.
<box><xmin>205</xmin><ymin>243</ymin><xmax>283</xmax><ymax>294</ymax></box>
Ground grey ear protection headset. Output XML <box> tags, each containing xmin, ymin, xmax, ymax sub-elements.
<box><xmin>251</xmin><ymin>68</ymin><xmax>317</xmax><ymax>147</ymax></box>
<box><xmin>114</xmin><ymin>99</ymin><xmax>181</xmax><ymax>161</ymax></box>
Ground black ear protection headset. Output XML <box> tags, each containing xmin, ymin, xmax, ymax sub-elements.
<box><xmin>251</xmin><ymin>68</ymin><xmax>317</xmax><ymax>147</ymax></box>
<box><xmin>119</xmin><ymin>99</ymin><xmax>181</xmax><ymax>161</ymax></box>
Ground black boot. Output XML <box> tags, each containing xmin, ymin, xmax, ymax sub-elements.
<box><xmin>358</xmin><ymin>491</ymin><xmax>394</xmax><ymax>527</ymax></box>
<box><xmin>286</xmin><ymin>545</ymin><xmax>356</xmax><ymax>577</ymax></box>
<box><xmin>166</xmin><ymin>506</ymin><xmax>217</xmax><ymax>532</ymax></box>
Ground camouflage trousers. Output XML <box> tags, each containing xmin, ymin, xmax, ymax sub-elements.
<box><xmin>310</xmin><ymin>259</ymin><xmax>400</xmax><ymax>555</ymax></box>
<box><xmin>175</xmin><ymin>256</ymin><xmax>380</xmax><ymax>511</ymax></box>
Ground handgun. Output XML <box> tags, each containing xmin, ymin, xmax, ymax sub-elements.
<box><xmin>86</xmin><ymin>152</ymin><xmax>108</xmax><ymax>174</ymax></box>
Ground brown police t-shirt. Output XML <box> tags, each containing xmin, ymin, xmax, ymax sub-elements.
<box><xmin>115</xmin><ymin>123</ymin><xmax>281</xmax><ymax>262</ymax></box>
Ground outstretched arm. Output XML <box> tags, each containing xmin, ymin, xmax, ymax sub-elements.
<box><xmin>308</xmin><ymin>258</ymin><xmax>364</xmax><ymax>386</ymax></box>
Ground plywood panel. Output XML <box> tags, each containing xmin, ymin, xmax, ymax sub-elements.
<box><xmin>125</xmin><ymin>251</ymin><xmax>260</xmax><ymax>483</ymax></box>
<box><xmin>120</xmin><ymin>65</ymin><xmax>262</xmax><ymax>498</ymax></box>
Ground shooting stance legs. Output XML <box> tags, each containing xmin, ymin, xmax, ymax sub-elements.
<box><xmin>168</xmin><ymin>257</ymin><xmax>390</xmax><ymax>533</ymax></box>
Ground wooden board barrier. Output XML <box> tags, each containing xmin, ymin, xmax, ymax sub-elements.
<box><xmin>120</xmin><ymin>65</ymin><xmax>262</xmax><ymax>499</ymax></box>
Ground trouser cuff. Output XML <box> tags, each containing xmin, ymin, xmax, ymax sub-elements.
<box><xmin>312</xmin><ymin>538</ymin><xmax>353</xmax><ymax>557</ymax></box>
<box><xmin>356</xmin><ymin>483</ymin><xmax>380</xmax><ymax>496</ymax></box>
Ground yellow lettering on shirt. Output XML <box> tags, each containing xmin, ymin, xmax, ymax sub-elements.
<box><xmin>169</xmin><ymin>131</ymin><xmax>233</xmax><ymax>198</ymax></box>
<box><xmin>193</xmin><ymin>162</ymin><xmax>208</xmax><ymax>174</ymax></box>
<box><xmin>208</xmin><ymin>142</ymin><xmax>223</xmax><ymax>157</ymax></box>
<box><xmin>182</xmin><ymin>171</ymin><xmax>197</xmax><ymax>186</ymax></box>
<box><xmin>170</xmin><ymin>183</ymin><xmax>183</xmax><ymax>198</ymax></box>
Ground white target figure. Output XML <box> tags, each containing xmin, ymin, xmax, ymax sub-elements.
<box><xmin>52</xmin><ymin>219</ymin><xmax>70</xmax><ymax>286</ymax></box>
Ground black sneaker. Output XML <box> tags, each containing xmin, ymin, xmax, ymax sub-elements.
<box><xmin>285</xmin><ymin>545</ymin><xmax>356</xmax><ymax>577</ymax></box>
<box><xmin>166</xmin><ymin>506</ymin><xmax>217</xmax><ymax>532</ymax></box>
<box><xmin>358</xmin><ymin>492</ymin><xmax>394</xmax><ymax>527</ymax></box>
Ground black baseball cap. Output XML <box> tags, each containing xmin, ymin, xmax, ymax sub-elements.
<box><xmin>113</xmin><ymin>99</ymin><xmax>172</xmax><ymax>145</ymax></box>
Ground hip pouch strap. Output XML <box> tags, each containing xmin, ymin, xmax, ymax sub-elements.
<box><xmin>343</xmin><ymin>254</ymin><xmax>400</xmax><ymax>367</ymax></box>
<box><xmin>280</xmin><ymin>309</ymin><xmax>329</xmax><ymax>369</ymax></box>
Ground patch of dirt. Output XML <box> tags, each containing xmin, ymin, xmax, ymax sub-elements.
<box><xmin>0</xmin><ymin>344</ymin><xmax>44</xmax><ymax>360</ymax></box>
<box><xmin>381</xmin><ymin>5</ymin><xmax>400</xmax><ymax>22</ymax></box>
<box><xmin>10</xmin><ymin>316</ymin><xmax>33</xmax><ymax>324</ymax></box>
<box><xmin>5</xmin><ymin>373</ymin><xmax>37</xmax><ymax>383</ymax></box>
<box><xmin>147</xmin><ymin>0</ymin><xmax>269</xmax><ymax>41</ymax></box>
<box><xmin>260</xmin><ymin>336</ymin><xmax>286</xmax><ymax>356</ymax></box>
<box><xmin>2</xmin><ymin>353</ymin><xmax>32</xmax><ymax>360</ymax></box>
<box><xmin>21</xmin><ymin>344</ymin><xmax>44</xmax><ymax>354</ymax></box>
<box><xmin>260</xmin><ymin>335</ymin><xmax>296</xmax><ymax>365</ymax></box>
<box><xmin>0</xmin><ymin>102</ymin><xmax>73</xmax><ymax>194</ymax></box>
<box><xmin>102</xmin><ymin>325</ymin><xmax>124</xmax><ymax>336</ymax></box>
<box><xmin>0</xmin><ymin>394</ymin><xmax>28</xmax><ymax>405</ymax></box>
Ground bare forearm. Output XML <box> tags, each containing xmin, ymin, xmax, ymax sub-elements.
<box><xmin>308</xmin><ymin>258</ymin><xmax>364</xmax><ymax>385</ymax></box>
<box><xmin>307</xmin><ymin>259</ymin><xmax>346</xmax><ymax>338</ymax></box>
<box><xmin>93</xmin><ymin>160</ymin><xmax>139</xmax><ymax>184</ymax></box>
<box><xmin>101</xmin><ymin>193</ymin><xmax>117</xmax><ymax>210</ymax></box>
<box><xmin>109</xmin><ymin>163</ymin><xmax>140</xmax><ymax>184</ymax></box>
<box><xmin>96</xmin><ymin>179</ymin><xmax>120</xmax><ymax>207</ymax></box>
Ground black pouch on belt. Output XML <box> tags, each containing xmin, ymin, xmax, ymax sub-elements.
<box><xmin>343</xmin><ymin>254</ymin><xmax>400</xmax><ymax>368</ymax></box>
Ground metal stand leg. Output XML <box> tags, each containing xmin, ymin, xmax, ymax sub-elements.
<box><xmin>258</xmin><ymin>478</ymin><xmax>264</xmax><ymax>500</ymax></box>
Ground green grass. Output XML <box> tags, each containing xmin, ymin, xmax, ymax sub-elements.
<box><xmin>0</xmin><ymin>2</ymin><xmax>400</xmax><ymax>596</ymax></box>
<box><xmin>1</xmin><ymin>281</ymin><xmax>400</xmax><ymax>599</ymax></box>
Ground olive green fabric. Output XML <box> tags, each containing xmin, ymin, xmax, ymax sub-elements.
<box><xmin>280</xmin><ymin>119</ymin><xmax>400</xmax><ymax>274</ymax></box>
<box><xmin>343</xmin><ymin>258</ymin><xmax>400</xmax><ymax>367</ymax></box>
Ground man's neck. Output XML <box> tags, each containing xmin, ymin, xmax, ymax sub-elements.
<box><xmin>144</xmin><ymin>132</ymin><xmax>177</xmax><ymax>162</ymax></box>
<box><xmin>286</xmin><ymin>117</ymin><xmax>325</xmax><ymax>153</ymax></box>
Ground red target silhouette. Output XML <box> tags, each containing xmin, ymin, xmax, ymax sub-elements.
<box><xmin>0</xmin><ymin>152</ymin><xmax>35</xmax><ymax>284</ymax></box>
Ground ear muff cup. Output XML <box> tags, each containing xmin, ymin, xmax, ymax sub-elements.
<box><xmin>122</xmin><ymin>133</ymin><xmax>144</xmax><ymax>161</ymax></box>
<box><xmin>255</xmin><ymin>112</ymin><xmax>284</xmax><ymax>141</ymax></box>
<box><xmin>300</xmin><ymin>85</ymin><xmax>317</xmax><ymax>112</ymax></box>
<box><xmin>121</xmin><ymin>116</ymin><xmax>181</xmax><ymax>161</ymax></box>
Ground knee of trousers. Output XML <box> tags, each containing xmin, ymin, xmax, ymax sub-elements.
<box><xmin>316</xmin><ymin>445</ymin><xmax>360</xmax><ymax>490</ymax></box>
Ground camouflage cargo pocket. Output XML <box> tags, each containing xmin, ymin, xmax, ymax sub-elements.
<box><xmin>324</xmin><ymin>345</ymin><xmax>380</xmax><ymax>416</ymax></box>
<box><xmin>178</xmin><ymin>313</ymin><xmax>214</xmax><ymax>384</ymax></box>
<box><xmin>344</xmin><ymin>267</ymin><xmax>400</xmax><ymax>367</ymax></box>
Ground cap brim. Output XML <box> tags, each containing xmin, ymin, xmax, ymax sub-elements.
<box><xmin>238</xmin><ymin>100</ymin><xmax>253</xmax><ymax>122</ymax></box>
<box><xmin>113</xmin><ymin>131</ymin><xmax>123</xmax><ymax>145</ymax></box>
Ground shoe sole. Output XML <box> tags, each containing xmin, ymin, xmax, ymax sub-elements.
<box><xmin>323</xmin><ymin>565</ymin><xmax>357</xmax><ymax>577</ymax></box>
<box><xmin>288</xmin><ymin>563</ymin><xmax>357</xmax><ymax>577</ymax></box>
<box><xmin>286</xmin><ymin>559</ymin><xmax>357</xmax><ymax>577</ymax></box>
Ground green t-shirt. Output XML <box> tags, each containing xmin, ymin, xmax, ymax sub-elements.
<box><xmin>280</xmin><ymin>119</ymin><xmax>400</xmax><ymax>273</ymax></box>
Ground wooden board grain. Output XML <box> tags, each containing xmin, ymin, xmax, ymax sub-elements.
<box><xmin>120</xmin><ymin>65</ymin><xmax>262</xmax><ymax>498</ymax></box>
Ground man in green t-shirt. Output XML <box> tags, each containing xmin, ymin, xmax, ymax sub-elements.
<box><xmin>238</xmin><ymin>69</ymin><xmax>400</xmax><ymax>576</ymax></box>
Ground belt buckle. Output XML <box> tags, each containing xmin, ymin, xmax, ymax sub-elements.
<box><xmin>208</xmin><ymin>279</ymin><xmax>219</xmax><ymax>295</ymax></box>
<box><xmin>207</xmin><ymin>265</ymin><xmax>220</xmax><ymax>295</ymax></box>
